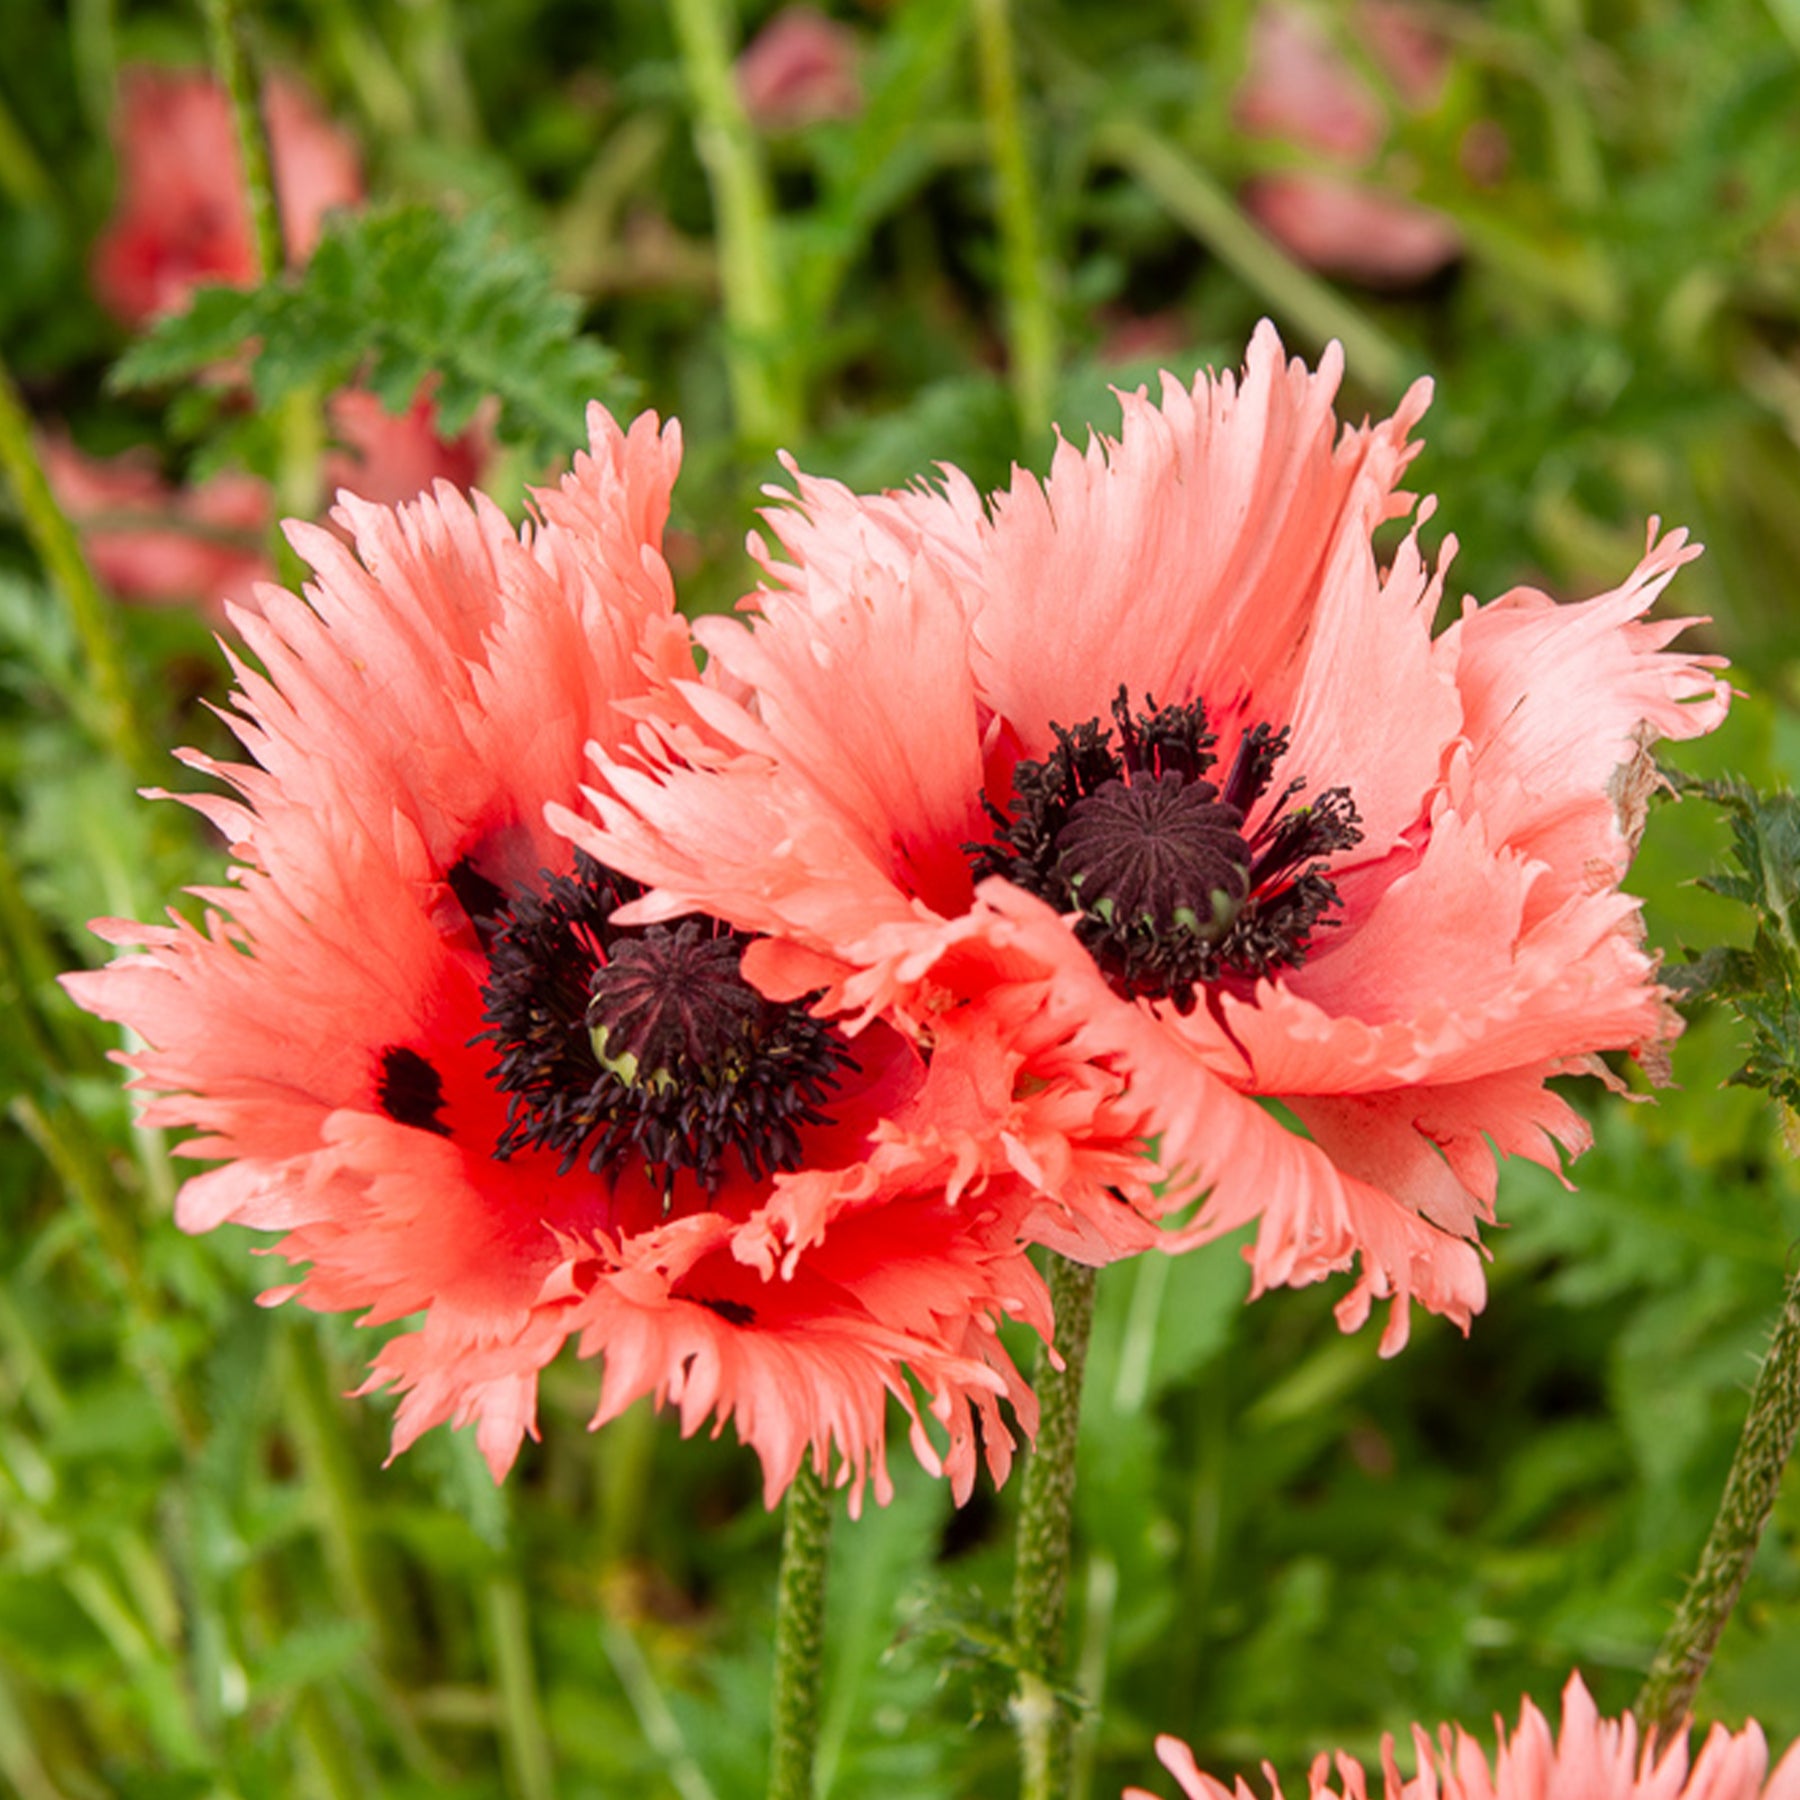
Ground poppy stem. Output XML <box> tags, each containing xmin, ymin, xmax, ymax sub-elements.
<box><xmin>768</xmin><ymin>1456</ymin><xmax>833</xmax><ymax>1800</ymax></box>
<box><xmin>972</xmin><ymin>0</ymin><xmax>1058</xmax><ymax>447</ymax></box>
<box><xmin>1012</xmin><ymin>1252</ymin><xmax>1098</xmax><ymax>1800</ymax></box>
<box><xmin>1635</xmin><ymin>1255</ymin><xmax>1800</xmax><ymax>1742</ymax></box>
<box><xmin>0</xmin><ymin>356</ymin><xmax>152</xmax><ymax>782</ymax></box>
<box><xmin>667</xmin><ymin>0</ymin><xmax>800</xmax><ymax>451</ymax></box>
<box><xmin>199</xmin><ymin>0</ymin><xmax>284</xmax><ymax>282</ymax></box>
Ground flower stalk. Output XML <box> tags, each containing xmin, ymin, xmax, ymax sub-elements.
<box><xmin>0</xmin><ymin>355</ymin><xmax>151</xmax><ymax>781</ymax></box>
<box><xmin>768</xmin><ymin>1457</ymin><xmax>833</xmax><ymax>1800</ymax></box>
<box><xmin>1012</xmin><ymin>1252</ymin><xmax>1098</xmax><ymax>1800</ymax></box>
<box><xmin>972</xmin><ymin>0</ymin><xmax>1057</xmax><ymax>445</ymax></box>
<box><xmin>1635</xmin><ymin>1256</ymin><xmax>1800</xmax><ymax>1742</ymax></box>
<box><xmin>667</xmin><ymin>0</ymin><xmax>799</xmax><ymax>450</ymax></box>
<box><xmin>199</xmin><ymin>0</ymin><xmax>283</xmax><ymax>282</ymax></box>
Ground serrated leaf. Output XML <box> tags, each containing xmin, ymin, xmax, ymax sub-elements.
<box><xmin>1681</xmin><ymin>777</ymin><xmax>1800</xmax><ymax>1113</ymax></box>
<box><xmin>110</xmin><ymin>284</ymin><xmax>263</xmax><ymax>389</ymax></box>
<box><xmin>109</xmin><ymin>205</ymin><xmax>636</xmax><ymax>475</ymax></box>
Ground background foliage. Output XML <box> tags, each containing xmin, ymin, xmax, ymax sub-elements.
<box><xmin>3</xmin><ymin>1</ymin><xmax>1800</xmax><ymax>1796</ymax></box>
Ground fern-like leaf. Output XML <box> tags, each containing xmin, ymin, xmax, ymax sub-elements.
<box><xmin>112</xmin><ymin>204</ymin><xmax>634</xmax><ymax>471</ymax></box>
<box><xmin>1679</xmin><ymin>775</ymin><xmax>1800</xmax><ymax>1119</ymax></box>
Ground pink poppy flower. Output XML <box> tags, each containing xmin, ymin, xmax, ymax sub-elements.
<box><xmin>37</xmin><ymin>433</ymin><xmax>274</xmax><ymax>612</ymax></box>
<box><xmin>63</xmin><ymin>409</ymin><xmax>1147</xmax><ymax>1507</ymax></box>
<box><xmin>320</xmin><ymin>389</ymin><xmax>489</xmax><ymax>512</ymax></box>
<box><xmin>567</xmin><ymin>324</ymin><xmax>1728</xmax><ymax>1352</ymax></box>
<box><xmin>1125</xmin><ymin>1674</ymin><xmax>1800</xmax><ymax>1799</ymax></box>
<box><xmin>76</xmin><ymin>68</ymin><xmax>486</xmax><ymax>613</ymax></box>
<box><xmin>93</xmin><ymin>66</ymin><xmax>362</xmax><ymax>329</ymax></box>
<box><xmin>736</xmin><ymin>6</ymin><xmax>863</xmax><ymax>132</ymax></box>
<box><xmin>40</xmin><ymin>396</ymin><xmax>488</xmax><ymax>617</ymax></box>
<box><xmin>1234</xmin><ymin>3</ymin><xmax>1461</xmax><ymax>287</ymax></box>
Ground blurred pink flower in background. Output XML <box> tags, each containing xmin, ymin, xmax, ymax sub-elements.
<box><xmin>1234</xmin><ymin>2</ymin><xmax>1461</xmax><ymax>287</ymax></box>
<box><xmin>42</xmin><ymin>394</ymin><xmax>488</xmax><ymax>616</ymax></box>
<box><xmin>92</xmin><ymin>66</ymin><xmax>362</xmax><ymax>329</ymax></box>
<box><xmin>38</xmin><ymin>435</ymin><xmax>272</xmax><ymax>613</ymax></box>
<box><xmin>737</xmin><ymin>6</ymin><xmax>863</xmax><ymax>131</ymax></box>
<box><xmin>320</xmin><ymin>391</ymin><xmax>487</xmax><ymax>511</ymax></box>
<box><xmin>63</xmin><ymin>66</ymin><xmax>488</xmax><ymax>610</ymax></box>
<box><xmin>1126</xmin><ymin>1674</ymin><xmax>1800</xmax><ymax>1799</ymax></box>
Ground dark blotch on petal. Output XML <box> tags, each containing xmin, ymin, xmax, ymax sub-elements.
<box><xmin>376</xmin><ymin>1046</ymin><xmax>451</xmax><ymax>1137</ymax></box>
<box><xmin>690</xmin><ymin>1296</ymin><xmax>757</xmax><ymax>1326</ymax></box>
<box><xmin>447</xmin><ymin>856</ymin><xmax>509</xmax><ymax>940</ymax></box>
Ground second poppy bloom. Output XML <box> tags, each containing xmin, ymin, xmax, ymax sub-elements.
<box><xmin>572</xmin><ymin>324</ymin><xmax>1729</xmax><ymax>1352</ymax></box>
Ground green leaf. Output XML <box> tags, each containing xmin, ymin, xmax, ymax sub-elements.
<box><xmin>110</xmin><ymin>205</ymin><xmax>636</xmax><ymax>473</ymax></box>
<box><xmin>1677</xmin><ymin>776</ymin><xmax>1800</xmax><ymax>1117</ymax></box>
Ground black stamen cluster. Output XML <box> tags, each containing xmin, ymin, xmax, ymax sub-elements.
<box><xmin>971</xmin><ymin>687</ymin><xmax>1363</xmax><ymax>1008</ymax></box>
<box><xmin>474</xmin><ymin>851</ymin><xmax>852</xmax><ymax>1202</ymax></box>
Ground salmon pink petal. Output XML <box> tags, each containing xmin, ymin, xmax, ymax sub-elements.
<box><xmin>1439</xmin><ymin>522</ymin><xmax>1728</xmax><ymax>892</ymax></box>
<box><xmin>966</xmin><ymin>325</ymin><xmax>1431</xmax><ymax>754</ymax></box>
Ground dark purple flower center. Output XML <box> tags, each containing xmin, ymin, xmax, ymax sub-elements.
<box><xmin>970</xmin><ymin>687</ymin><xmax>1362</xmax><ymax>1009</ymax></box>
<box><xmin>466</xmin><ymin>852</ymin><xmax>852</xmax><ymax>1202</ymax></box>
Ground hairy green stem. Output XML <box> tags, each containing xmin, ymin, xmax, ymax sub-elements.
<box><xmin>768</xmin><ymin>1457</ymin><xmax>833</xmax><ymax>1800</ymax></box>
<box><xmin>0</xmin><ymin>356</ymin><xmax>151</xmax><ymax>780</ymax></box>
<box><xmin>667</xmin><ymin>0</ymin><xmax>798</xmax><ymax>448</ymax></box>
<box><xmin>1636</xmin><ymin>1259</ymin><xmax>1800</xmax><ymax>1741</ymax></box>
<box><xmin>1012</xmin><ymin>1254</ymin><xmax>1098</xmax><ymax>1800</ymax></box>
<box><xmin>1091</xmin><ymin>118</ymin><xmax>1413</xmax><ymax>401</ymax></box>
<box><xmin>200</xmin><ymin>0</ymin><xmax>284</xmax><ymax>280</ymax></box>
<box><xmin>973</xmin><ymin>0</ymin><xmax>1057</xmax><ymax>445</ymax></box>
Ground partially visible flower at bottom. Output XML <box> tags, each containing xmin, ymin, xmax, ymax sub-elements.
<box><xmin>1127</xmin><ymin>1675</ymin><xmax>1800</xmax><ymax>1799</ymax></box>
<box><xmin>61</xmin><ymin>405</ymin><xmax>1140</xmax><ymax>1510</ymax></box>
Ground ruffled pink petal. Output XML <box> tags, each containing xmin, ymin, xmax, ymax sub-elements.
<box><xmin>1136</xmin><ymin>1676</ymin><xmax>1800</xmax><ymax>1800</ymax></box>
<box><xmin>1437</xmin><ymin>523</ymin><xmax>1728</xmax><ymax>896</ymax></box>
<box><xmin>573</xmin><ymin>1186</ymin><xmax>1041</xmax><ymax>1513</ymax></box>
<box><xmin>966</xmin><ymin>324</ymin><xmax>1432</xmax><ymax>755</ymax></box>
<box><xmin>69</xmin><ymin>405</ymin><xmax>1062</xmax><ymax>1496</ymax></box>
<box><xmin>690</xmin><ymin>548</ymin><xmax>990</xmax><ymax>918</ymax></box>
<box><xmin>1274</xmin><ymin>504</ymin><xmax>1459</xmax><ymax>860</ymax></box>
